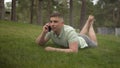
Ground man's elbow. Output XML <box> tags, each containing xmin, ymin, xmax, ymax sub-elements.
<box><xmin>72</xmin><ymin>49</ymin><xmax>78</xmax><ymax>53</ymax></box>
<box><xmin>68</xmin><ymin>49</ymin><xmax>78</xmax><ymax>53</ymax></box>
<box><xmin>35</xmin><ymin>39</ymin><xmax>44</xmax><ymax>45</ymax></box>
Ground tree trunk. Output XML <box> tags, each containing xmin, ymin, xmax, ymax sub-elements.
<box><xmin>11</xmin><ymin>0</ymin><xmax>17</xmax><ymax>21</ymax></box>
<box><xmin>37</xmin><ymin>0</ymin><xmax>42</xmax><ymax>25</ymax></box>
<box><xmin>30</xmin><ymin>0</ymin><xmax>34</xmax><ymax>24</ymax></box>
<box><xmin>79</xmin><ymin>0</ymin><xmax>86</xmax><ymax>30</ymax></box>
<box><xmin>113</xmin><ymin>8</ymin><xmax>120</xmax><ymax>27</ymax></box>
<box><xmin>69</xmin><ymin>0</ymin><xmax>73</xmax><ymax>26</ymax></box>
<box><xmin>0</xmin><ymin>0</ymin><xmax>5</xmax><ymax>20</ymax></box>
<box><xmin>42</xmin><ymin>0</ymin><xmax>52</xmax><ymax>25</ymax></box>
<box><xmin>48</xmin><ymin>0</ymin><xmax>52</xmax><ymax>16</ymax></box>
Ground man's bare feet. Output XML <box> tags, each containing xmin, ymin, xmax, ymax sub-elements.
<box><xmin>87</xmin><ymin>15</ymin><xmax>95</xmax><ymax>29</ymax></box>
<box><xmin>79</xmin><ymin>15</ymin><xmax>95</xmax><ymax>35</ymax></box>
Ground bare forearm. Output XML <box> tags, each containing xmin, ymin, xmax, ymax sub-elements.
<box><xmin>36</xmin><ymin>31</ymin><xmax>47</xmax><ymax>45</ymax></box>
<box><xmin>45</xmin><ymin>47</ymin><xmax>78</xmax><ymax>53</ymax></box>
<box><xmin>55</xmin><ymin>48</ymin><xmax>76</xmax><ymax>53</ymax></box>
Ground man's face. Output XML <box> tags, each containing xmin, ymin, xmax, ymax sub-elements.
<box><xmin>49</xmin><ymin>17</ymin><xmax>64</xmax><ymax>32</ymax></box>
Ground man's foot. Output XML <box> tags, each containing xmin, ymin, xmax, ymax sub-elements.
<box><xmin>88</xmin><ymin>15</ymin><xmax>95</xmax><ymax>28</ymax></box>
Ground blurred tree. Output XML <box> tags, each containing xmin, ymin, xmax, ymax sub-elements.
<box><xmin>11</xmin><ymin>0</ymin><xmax>17</xmax><ymax>21</ymax></box>
<box><xmin>0</xmin><ymin>0</ymin><xmax>5</xmax><ymax>20</ymax></box>
<box><xmin>69</xmin><ymin>0</ymin><xmax>73</xmax><ymax>26</ymax></box>
<box><xmin>112</xmin><ymin>0</ymin><xmax>120</xmax><ymax>27</ymax></box>
<box><xmin>30</xmin><ymin>0</ymin><xmax>34</xmax><ymax>24</ymax></box>
<box><xmin>7</xmin><ymin>0</ymin><xmax>98</xmax><ymax>27</ymax></box>
<box><xmin>37</xmin><ymin>0</ymin><xmax>42</xmax><ymax>25</ymax></box>
<box><xmin>41</xmin><ymin>0</ymin><xmax>68</xmax><ymax>24</ymax></box>
<box><xmin>41</xmin><ymin>0</ymin><xmax>53</xmax><ymax>24</ymax></box>
<box><xmin>17</xmin><ymin>0</ymin><xmax>31</xmax><ymax>23</ymax></box>
<box><xmin>79</xmin><ymin>0</ymin><xmax>86</xmax><ymax>30</ymax></box>
<box><xmin>96</xmin><ymin>0</ymin><xmax>120</xmax><ymax>27</ymax></box>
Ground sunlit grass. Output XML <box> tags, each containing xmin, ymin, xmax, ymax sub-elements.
<box><xmin>0</xmin><ymin>20</ymin><xmax>120</xmax><ymax>68</ymax></box>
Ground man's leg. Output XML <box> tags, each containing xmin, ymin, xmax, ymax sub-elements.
<box><xmin>80</xmin><ymin>19</ymin><xmax>90</xmax><ymax>35</ymax></box>
<box><xmin>80</xmin><ymin>15</ymin><xmax>93</xmax><ymax>35</ymax></box>
<box><xmin>80</xmin><ymin>15</ymin><xmax>98</xmax><ymax>46</ymax></box>
<box><xmin>88</xmin><ymin>21</ymin><xmax>98</xmax><ymax>45</ymax></box>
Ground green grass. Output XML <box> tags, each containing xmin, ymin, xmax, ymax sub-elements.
<box><xmin>0</xmin><ymin>20</ymin><xmax>120</xmax><ymax>68</ymax></box>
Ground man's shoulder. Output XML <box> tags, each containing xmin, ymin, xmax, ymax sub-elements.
<box><xmin>64</xmin><ymin>25</ymin><xmax>75</xmax><ymax>31</ymax></box>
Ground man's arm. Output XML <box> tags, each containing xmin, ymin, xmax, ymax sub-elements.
<box><xmin>36</xmin><ymin>24</ymin><xmax>50</xmax><ymax>45</ymax></box>
<box><xmin>45</xmin><ymin>41</ymin><xmax>78</xmax><ymax>53</ymax></box>
<box><xmin>36</xmin><ymin>31</ymin><xmax>49</xmax><ymax>45</ymax></box>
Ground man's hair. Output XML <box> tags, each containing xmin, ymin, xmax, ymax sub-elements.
<box><xmin>50</xmin><ymin>12</ymin><xmax>63</xmax><ymax>18</ymax></box>
<box><xmin>50</xmin><ymin>12</ymin><xmax>64</xmax><ymax>22</ymax></box>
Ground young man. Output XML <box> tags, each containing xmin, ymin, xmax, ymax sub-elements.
<box><xmin>36</xmin><ymin>12</ymin><xmax>98</xmax><ymax>53</ymax></box>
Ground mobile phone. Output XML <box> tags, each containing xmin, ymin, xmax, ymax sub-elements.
<box><xmin>48</xmin><ymin>26</ymin><xmax>51</xmax><ymax>32</ymax></box>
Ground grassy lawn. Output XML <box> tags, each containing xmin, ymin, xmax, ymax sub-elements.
<box><xmin>0</xmin><ymin>20</ymin><xmax>120</xmax><ymax>68</ymax></box>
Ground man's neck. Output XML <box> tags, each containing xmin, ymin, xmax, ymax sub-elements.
<box><xmin>54</xmin><ymin>29</ymin><xmax>61</xmax><ymax>36</ymax></box>
<box><xmin>55</xmin><ymin>26</ymin><xmax>64</xmax><ymax>36</ymax></box>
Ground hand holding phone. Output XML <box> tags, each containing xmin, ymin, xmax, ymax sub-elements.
<box><xmin>44</xmin><ymin>23</ymin><xmax>51</xmax><ymax>32</ymax></box>
<box><xmin>48</xmin><ymin>25</ymin><xmax>51</xmax><ymax>32</ymax></box>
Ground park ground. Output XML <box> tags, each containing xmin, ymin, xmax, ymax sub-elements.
<box><xmin>0</xmin><ymin>20</ymin><xmax>120</xmax><ymax>68</ymax></box>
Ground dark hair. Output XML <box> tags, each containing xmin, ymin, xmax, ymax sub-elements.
<box><xmin>50</xmin><ymin>12</ymin><xmax>63</xmax><ymax>18</ymax></box>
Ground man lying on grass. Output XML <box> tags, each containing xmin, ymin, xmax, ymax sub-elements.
<box><xmin>36</xmin><ymin>12</ymin><xmax>98</xmax><ymax>53</ymax></box>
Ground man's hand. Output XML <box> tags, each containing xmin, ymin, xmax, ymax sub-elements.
<box><xmin>35</xmin><ymin>23</ymin><xmax>50</xmax><ymax>45</ymax></box>
<box><xmin>43</xmin><ymin>23</ymin><xmax>50</xmax><ymax>33</ymax></box>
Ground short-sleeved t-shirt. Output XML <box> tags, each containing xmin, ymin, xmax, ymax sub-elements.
<box><xmin>45</xmin><ymin>25</ymin><xmax>88</xmax><ymax>48</ymax></box>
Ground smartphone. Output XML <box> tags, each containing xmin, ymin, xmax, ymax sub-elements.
<box><xmin>48</xmin><ymin>26</ymin><xmax>51</xmax><ymax>32</ymax></box>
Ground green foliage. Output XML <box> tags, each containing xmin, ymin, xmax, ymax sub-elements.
<box><xmin>4</xmin><ymin>0</ymin><xmax>120</xmax><ymax>28</ymax></box>
<box><xmin>95</xmin><ymin>0</ymin><xmax>120</xmax><ymax>27</ymax></box>
<box><xmin>0</xmin><ymin>21</ymin><xmax>120</xmax><ymax>68</ymax></box>
<box><xmin>16</xmin><ymin>0</ymin><xmax>31</xmax><ymax>23</ymax></box>
<box><xmin>41</xmin><ymin>0</ymin><xmax>69</xmax><ymax>24</ymax></box>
